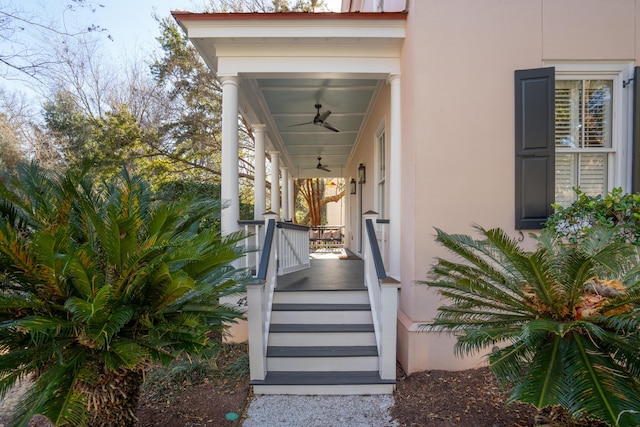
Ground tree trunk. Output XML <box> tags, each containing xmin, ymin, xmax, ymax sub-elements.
<box><xmin>78</xmin><ymin>367</ymin><xmax>144</xmax><ymax>427</ymax></box>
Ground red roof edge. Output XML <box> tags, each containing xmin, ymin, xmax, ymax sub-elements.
<box><xmin>170</xmin><ymin>11</ymin><xmax>407</xmax><ymax>21</ymax></box>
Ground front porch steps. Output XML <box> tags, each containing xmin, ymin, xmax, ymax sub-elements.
<box><xmin>251</xmin><ymin>289</ymin><xmax>395</xmax><ymax>395</ymax></box>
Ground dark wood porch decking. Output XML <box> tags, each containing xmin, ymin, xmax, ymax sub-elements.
<box><xmin>276</xmin><ymin>254</ymin><xmax>364</xmax><ymax>291</ymax></box>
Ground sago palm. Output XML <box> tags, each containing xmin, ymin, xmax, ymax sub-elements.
<box><xmin>422</xmin><ymin>225</ymin><xmax>640</xmax><ymax>426</ymax></box>
<box><xmin>0</xmin><ymin>162</ymin><xmax>248</xmax><ymax>426</ymax></box>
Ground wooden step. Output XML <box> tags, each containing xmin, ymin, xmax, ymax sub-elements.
<box><xmin>251</xmin><ymin>371</ymin><xmax>395</xmax><ymax>395</ymax></box>
<box><xmin>266</xmin><ymin>345</ymin><xmax>378</xmax><ymax>371</ymax></box>
<box><xmin>268</xmin><ymin>324</ymin><xmax>375</xmax><ymax>346</ymax></box>
<box><xmin>267</xmin><ymin>346</ymin><xmax>377</xmax><ymax>357</ymax></box>
<box><xmin>271</xmin><ymin>303</ymin><xmax>371</xmax><ymax>311</ymax></box>
<box><xmin>273</xmin><ymin>289</ymin><xmax>369</xmax><ymax>304</ymax></box>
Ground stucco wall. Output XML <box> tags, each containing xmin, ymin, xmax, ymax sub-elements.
<box><xmin>396</xmin><ymin>0</ymin><xmax>639</xmax><ymax>373</ymax></box>
<box><xmin>346</xmin><ymin>85</ymin><xmax>391</xmax><ymax>256</ymax></box>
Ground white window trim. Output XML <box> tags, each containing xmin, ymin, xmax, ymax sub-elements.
<box><xmin>374</xmin><ymin>118</ymin><xmax>386</xmax><ymax>219</ymax></box>
<box><xmin>544</xmin><ymin>61</ymin><xmax>634</xmax><ymax>193</ymax></box>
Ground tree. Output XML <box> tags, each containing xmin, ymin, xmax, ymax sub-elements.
<box><xmin>206</xmin><ymin>0</ymin><xmax>329</xmax><ymax>12</ymax></box>
<box><xmin>0</xmin><ymin>162</ymin><xmax>248</xmax><ymax>426</ymax></box>
<box><xmin>295</xmin><ymin>178</ymin><xmax>345</xmax><ymax>226</ymax></box>
<box><xmin>422</xmin><ymin>226</ymin><xmax>640</xmax><ymax>426</ymax></box>
<box><xmin>0</xmin><ymin>1</ymin><xmax>108</xmax><ymax>80</ymax></box>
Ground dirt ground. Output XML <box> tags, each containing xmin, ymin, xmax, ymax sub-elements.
<box><xmin>1</xmin><ymin>355</ymin><xmax>608</xmax><ymax>427</ymax></box>
<box><xmin>134</xmin><ymin>363</ymin><xmax>540</xmax><ymax>427</ymax></box>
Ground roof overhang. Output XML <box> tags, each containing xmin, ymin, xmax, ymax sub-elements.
<box><xmin>172</xmin><ymin>11</ymin><xmax>406</xmax><ymax>177</ymax></box>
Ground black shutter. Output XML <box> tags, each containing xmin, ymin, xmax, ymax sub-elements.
<box><xmin>515</xmin><ymin>67</ymin><xmax>555</xmax><ymax>229</ymax></box>
<box><xmin>633</xmin><ymin>66</ymin><xmax>640</xmax><ymax>193</ymax></box>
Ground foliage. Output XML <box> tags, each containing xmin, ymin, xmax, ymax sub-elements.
<box><xmin>295</xmin><ymin>178</ymin><xmax>345</xmax><ymax>226</ymax></box>
<box><xmin>0</xmin><ymin>162</ymin><xmax>249</xmax><ymax>426</ymax></box>
<box><xmin>141</xmin><ymin>342</ymin><xmax>249</xmax><ymax>401</ymax></box>
<box><xmin>545</xmin><ymin>188</ymin><xmax>640</xmax><ymax>244</ymax></box>
<box><xmin>421</xmin><ymin>225</ymin><xmax>640</xmax><ymax>426</ymax></box>
<box><xmin>206</xmin><ymin>0</ymin><xmax>329</xmax><ymax>13</ymax></box>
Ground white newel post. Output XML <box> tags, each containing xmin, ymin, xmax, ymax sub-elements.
<box><xmin>246</xmin><ymin>212</ymin><xmax>279</xmax><ymax>381</ymax></box>
<box><xmin>281</xmin><ymin>167</ymin><xmax>289</xmax><ymax>221</ymax></box>
<box><xmin>388</xmin><ymin>74</ymin><xmax>401</xmax><ymax>280</ymax></box>
<box><xmin>254</xmin><ymin>124</ymin><xmax>266</xmax><ymax>220</ymax></box>
<box><xmin>220</xmin><ymin>76</ymin><xmax>239</xmax><ymax>235</ymax></box>
<box><xmin>269</xmin><ymin>151</ymin><xmax>280</xmax><ymax>219</ymax></box>
<box><xmin>380</xmin><ymin>277</ymin><xmax>399</xmax><ymax>380</ymax></box>
<box><xmin>246</xmin><ymin>280</ymin><xmax>266</xmax><ymax>381</ymax></box>
<box><xmin>362</xmin><ymin>212</ymin><xmax>378</xmax><ymax>289</ymax></box>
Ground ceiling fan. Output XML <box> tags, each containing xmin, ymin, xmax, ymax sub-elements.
<box><xmin>288</xmin><ymin>104</ymin><xmax>340</xmax><ymax>132</ymax></box>
<box><xmin>316</xmin><ymin>157</ymin><xmax>331</xmax><ymax>172</ymax></box>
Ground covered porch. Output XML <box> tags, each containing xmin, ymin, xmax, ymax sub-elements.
<box><xmin>172</xmin><ymin>10</ymin><xmax>406</xmax><ymax>393</ymax></box>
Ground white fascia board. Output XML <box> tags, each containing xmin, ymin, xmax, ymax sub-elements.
<box><xmin>184</xmin><ymin>19</ymin><xmax>405</xmax><ymax>40</ymax></box>
<box><xmin>215</xmin><ymin>42</ymin><xmax>401</xmax><ymax>58</ymax></box>
<box><xmin>217</xmin><ymin>56</ymin><xmax>400</xmax><ymax>76</ymax></box>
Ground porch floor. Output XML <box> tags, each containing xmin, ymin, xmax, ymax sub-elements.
<box><xmin>276</xmin><ymin>251</ymin><xmax>364</xmax><ymax>291</ymax></box>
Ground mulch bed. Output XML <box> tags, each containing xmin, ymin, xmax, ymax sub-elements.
<box><xmin>392</xmin><ymin>365</ymin><xmax>538</xmax><ymax>427</ymax></box>
<box><xmin>1</xmin><ymin>356</ymin><xmax>610</xmax><ymax>427</ymax></box>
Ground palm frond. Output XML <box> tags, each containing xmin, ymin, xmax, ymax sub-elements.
<box><xmin>563</xmin><ymin>331</ymin><xmax>640</xmax><ymax>426</ymax></box>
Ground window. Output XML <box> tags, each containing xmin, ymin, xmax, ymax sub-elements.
<box><xmin>515</xmin><ymin>63</ymin><xmax>635</xmax><ymax>229</ymax></box>
<box><xmin>555</xmin><ymin>79</ymin><xmax>614</xmax><ymax>206</ymax></box>
<box><xmin>375</xmin><ymin>126</ymin><xmax>386</xmax><ymax>218</ymax></box>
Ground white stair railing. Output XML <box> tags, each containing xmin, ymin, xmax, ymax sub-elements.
<box><xmin>363</xmin><ymin>211</ymin><xmax>400</xmax><ymax>381</ymax></box>
<box><xmin>277</xmin><ymin>222</ymin><xmax>310</xmax><ymax>275</ymax></box>
<box><xmin>246</xmin><ymin>213</ymin><xmax>278</xmax><ymax>381</ymax></box>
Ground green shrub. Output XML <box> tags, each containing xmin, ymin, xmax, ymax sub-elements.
<box><xmin>545</xmin><ymin>188</ymin><xmax>640</xmax><ymax>244</ymax></box>
<box><xmin>0</xmin><ymin>163</ymin><xmax>249</xmax><ymax>426</ymax></box>
<box><xmin>422</xmin><ymin>225</ymin><xmax>640</xmax><ymax>426</ymax></box>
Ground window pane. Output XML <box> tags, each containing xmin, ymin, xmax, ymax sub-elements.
<box><xmin>555</xmin><ymin>80</ymin><xmax>580</xmax><ymax>148</ymax></box>
<box><xmin>579</xmin><ymin>153</ymin><xmax>607</xmax><ymax>196</ymax></box>
<box><xmin>555</xmin><ymin>153</ymin><xmax>577</xmax><ymax>207</ymax></box>
<box><xmin>582</xmin><ymin>80</ymin><xmax>612</xmax><ymax>148</ymax></box>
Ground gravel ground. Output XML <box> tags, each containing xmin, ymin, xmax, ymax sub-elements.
<box><xmin>242</xmin><ymin>395</ymin><xmax>398</xmax><ymax>427</ymax></box>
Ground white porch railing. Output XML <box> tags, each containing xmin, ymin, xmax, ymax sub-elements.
<box><xmin>277</xmin><ymin>222</ymin><xmax>311</xmax><ymax>275</ymax></box>
<box><xmin>245</xmin><ymin>215</ymin><xmax>311</xmax><ymax>381</ymax></box>
<box><xmin>239</xmin><ymin>220</ymin><xmax>310</xmax><ymax>278</ymax></box>
<box><xmin>238</xmin><ymin>220</ymin><xmax>264</xmax><ymax>275</ymax></box>
<box><xmin>363</xmin><ymin>212</ymin><xmax>400</xmax><ymax>381</ymax></box>
<box><xmin>246</xmin><ymin>214</ymin><xmax>278</xmax><ymax>381</ymax></box>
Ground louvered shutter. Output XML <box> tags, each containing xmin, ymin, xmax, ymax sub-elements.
<box><xmin>633</xmin><ymin>66</ymin><xmax>640</xmax><ymax>192</ymax></box>
<box><xmin>515</xmin><ymin>67</ymin><xmax>555</xmax><ymax>229</ymax></box>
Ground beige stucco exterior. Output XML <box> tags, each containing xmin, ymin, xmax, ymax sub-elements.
<box><xmin>342</xmin><ymin>0</ymin><xmax>640</xmax><ymax>373</ymax></box>
<box><xmin>176</xmin><ymin>0</ymin><xmax>640</xmax><ymax>376</ymax></box>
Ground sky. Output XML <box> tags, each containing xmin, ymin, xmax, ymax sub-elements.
<box><xmin>15</xmin><ymin>0</ymin><xmax>343</xmax><ymax>62</ymax></box>
<box><xmin>1</xmin><ymin>0</ymin><xmax>342</xmax><ymax>101</ymax></box>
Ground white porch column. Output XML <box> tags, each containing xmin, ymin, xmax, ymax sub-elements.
<box><xmin>253</xmin><ymin>124</ymin><xmax>266</xmax><ymax>220</ymax></box>
<box><xmin>220</xmin><ymin>76</ymin><xmax>239</xmax><ymax>235</ymax></box>
<box><xmin>281</xmin><ymin>167</ymin><xmax>289</xmax><ymax>221</ymax></box>
<box><xmin>388</xmin><ymin>74</ymin><xmax>401</xmax><ymax>279</ymax></box>
<box><xmin>269</xmin><ymin>151</ymin><xmax>280</xmax><ymax>218</ymax></box>
<box><xmin>288</xmin><ymin>176</ymin><xmax>294</xmax><ymax>222</ymax></box>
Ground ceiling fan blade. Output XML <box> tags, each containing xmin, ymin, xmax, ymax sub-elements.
<box><xmin>288</xmin><ymin>121</ymin><xmax>314</xmax><ymax>128</ymax></box>
<box><xmin>320</xmin><ymin>166</ymin><xmax>331</xmax><ymax>172</ymax></box>
<box><xmin>322</xmin><ymin>122</ymin><xmax>340</xmax><ymax>132</ymax></box>
<box><xmin>317</xmin><ymin>110</ymin><xmax>331</xmax><ymax>123</ymax></box>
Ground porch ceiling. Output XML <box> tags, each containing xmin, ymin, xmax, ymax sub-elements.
<box><xmin>172</xmin><ymin>11</ymin><xmax>406</xmax><ymax>179</ymax></box>
<box><xmin>249</xmin><ymin>76</ymin><xmax>383</xmax><ymax>178</ymax></box>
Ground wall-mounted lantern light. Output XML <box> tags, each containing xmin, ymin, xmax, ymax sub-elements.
<box><xmin>350</xmin><ymin>178</ymin><xmax>357</xmax><ymax>195</ymax></box>
<box><xmin>358</xmin><ymin>163</ymin><xmax>366</xmax><ymax>184</ymax></box>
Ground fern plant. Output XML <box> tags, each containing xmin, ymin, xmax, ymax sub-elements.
<box><xmin>0</xmin><ymin>162</ymin><xmax>248</xmax><ymax>426</ymax></box>
<box><xmin>422</xmin><ymin>225</ymin><xmax>640</xmax><ymax>427</ymax></box>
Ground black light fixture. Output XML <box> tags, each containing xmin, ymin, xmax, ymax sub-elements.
<box><xmin>350</xmin><ymin>178</ymin><xmax>357</xmax><ymax>194</ymax></box>
<box><xmin>358</xmin><ymin>163</ymin><xmax>366</xmax><ymax>184</ymax></box>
